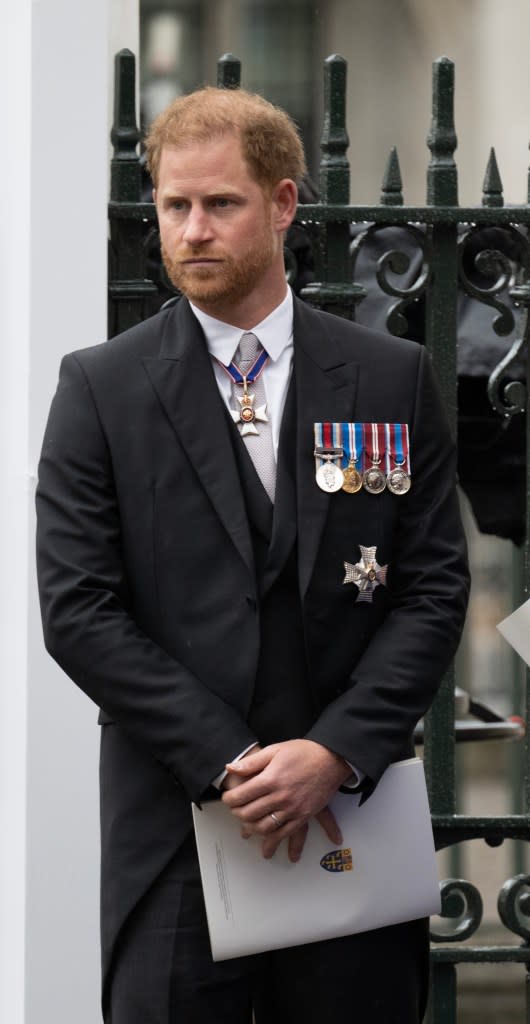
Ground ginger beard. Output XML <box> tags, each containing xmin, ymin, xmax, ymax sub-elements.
<box><xmin>160</xmin><ymin>220</ymin><xmax>277</xmax><ymax>307</ymax></box>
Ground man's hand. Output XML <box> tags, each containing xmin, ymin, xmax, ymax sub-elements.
<box><xmin>221</xmin><ymin>739</ymin><xmax>351</xmax><ymax>861</ymax></box>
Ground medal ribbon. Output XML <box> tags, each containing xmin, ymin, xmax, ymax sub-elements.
<box><xmin>314</xmin><ymin>422</ymin><xmax>344</xmax><ymax>475</ymax></box>
<box><xmin>315</xmin><ymin>422</ymin><xmax>409</xmax><ymax>477</ymax></box>
<box><xmin>315</xmin><ymin>422</ymin><xmax>343</xmax><ymax>455</ymax></box>
<box><xmin>364</xmin><ymin>422</ymin><xmax>386</xmax><ymax>466</ymax></box>
<box><xmin>386</xmin><ymin>423</ymin><xmax>411</xmax><ymax>472</ymax></box>
<box><xmin>218</xmin><ymin>347</ymin><xmax>269</xmax><ymax>386</ymax></box>
<box><xmin>352</xmin><ymin>422</ymin><xmax>363</xmax><ymax>469</ymax></box>
<box><xmin>340</xmin><ymin>422</ymin><xmax>363</xmax><ymax>471</ymax></box>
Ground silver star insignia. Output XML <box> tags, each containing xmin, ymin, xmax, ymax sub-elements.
<box><xmin>230</xmin><ymin>392</ymin><xmax>269</xmax><ymax>436</ymax></box>
<box><xmin>343</xmin><ymin>545</ymin><xmax>388</xmax><ymax>603</ymax></box>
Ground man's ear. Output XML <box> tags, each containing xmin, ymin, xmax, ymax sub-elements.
<box><xmin>271</xmin><ymin>179</ymin><xmax>298</xmax><ymax>232</ymax></box>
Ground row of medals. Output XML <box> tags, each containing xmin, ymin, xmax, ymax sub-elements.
<box><xmin>315</xmin><ymin>454</ymin><xmax>411</xmax><ymax>496</ymax></box>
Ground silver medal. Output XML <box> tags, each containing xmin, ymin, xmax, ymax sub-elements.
<box><xmin>387</xmin><ymin>466</ymin><xmax>411</xmax><ymax>495</ymax></box>
<box><xmin>316</xmin><ymin>461</ymin><xmax>345</xmax><ymax>493</ymax></box>
<box><xmin>363</xmin><ymin>465</ymin><xmax>387</xmax><ymax>495</ymax></box>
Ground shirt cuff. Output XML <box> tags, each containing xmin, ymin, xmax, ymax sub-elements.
<box><xmin>341</xmin><ymin>760</ymin><xmax>365</xmax><ymax>789</ymax></box>
<box><xmin>211</xmin><ymin>742</ymin><xmax>260</xmax><ymax>790</ymax></box>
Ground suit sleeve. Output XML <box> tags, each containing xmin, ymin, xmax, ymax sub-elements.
<box><xmin>305</xmin><ymin>345</ymin><xmax>470</xmax><ymax>790</ymax></box>
<box><xmin>36</xmin><ymin>354</ymin><xmax>257</xmax><ymax>803</ymax></box>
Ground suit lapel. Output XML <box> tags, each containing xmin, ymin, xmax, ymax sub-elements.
<box><xmin>294</xmin><ymin>298</ymin><xmax>360</xmax><ymax>599</ymax></box>
<box><xmin>142</xmin><ymin>299</ymin><xmax>254</xmax><ymax>574</ymax></box>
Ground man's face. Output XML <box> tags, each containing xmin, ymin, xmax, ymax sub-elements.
<box><xmin>154</xmin><ymin>134</ymin><xmax>283</xmax><ymax>314</ymax></box>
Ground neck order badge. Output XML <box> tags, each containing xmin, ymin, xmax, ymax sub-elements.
<box><xmin>219</xmin><ymin>339</ymin><xmax>270</xmax><ymax>437</ymax></box>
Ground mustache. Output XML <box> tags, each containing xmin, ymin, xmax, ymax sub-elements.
<box><xmin>171</xmin><ymin>247</ymin><xmax>227</xmax><ymax>263</ymax></box>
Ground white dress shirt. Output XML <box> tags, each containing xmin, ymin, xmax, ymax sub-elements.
<box><xmin>188</xmin><ymin>289</ymin><xmax>362</xmax><ymax>791</ymax></box>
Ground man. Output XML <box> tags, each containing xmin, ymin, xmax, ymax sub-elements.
<box><xmin>36</xmin><ymin>86</ymin><xmax>469</xmax><ymax>1023</ymax></box>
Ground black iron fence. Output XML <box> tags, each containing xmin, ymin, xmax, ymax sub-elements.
<box><xmin>108</xmin><ymin>48</ymin><xmax>530</xmax><ymax>1022</ymax></box>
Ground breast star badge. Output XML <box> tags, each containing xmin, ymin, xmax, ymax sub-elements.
<box><xmin>343</xmin><ymin>545</ymin><xmax>388</xmax><ymax>603</ymax></box>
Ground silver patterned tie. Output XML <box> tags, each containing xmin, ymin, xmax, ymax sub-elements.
<box><xmin>230</xmin><ymin>332</ymin><xmax>276</xmax><ymax>502</ymax></box>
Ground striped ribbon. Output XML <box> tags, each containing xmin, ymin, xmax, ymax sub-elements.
<box><xmin>385</xmin><ymin>422</ymin><xmax>411</xmax><ymax>474</ymax></box>
<box><xmin>314</xmin><ymin>422</ymin><xmax>410</xmax><ymax>475</ymax></box>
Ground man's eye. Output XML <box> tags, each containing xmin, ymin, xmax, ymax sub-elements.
<box><xmin>214</xmin><ymin>198</ymin><xmax>232</xmax><ymax>208</ymax></box>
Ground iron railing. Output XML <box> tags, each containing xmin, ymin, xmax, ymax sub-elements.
<box><xmin>108</xmin><ymin>48</ymin><xmax>530</xmax><ymax>1023</ymax></box>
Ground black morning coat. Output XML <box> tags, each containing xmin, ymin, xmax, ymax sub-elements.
<box><xmin>36</xmin><ymin>294</ymin><xmax>470</xmax><ymax>1008</ymax></box>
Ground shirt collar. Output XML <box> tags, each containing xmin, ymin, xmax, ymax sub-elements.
<box><xmin>189</xmin><ymin>288</ymin><xmax>293</xmax><ymax>366</ymax></box>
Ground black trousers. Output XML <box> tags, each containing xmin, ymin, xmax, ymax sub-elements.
<box><xmin>107</xmin><ymin>835</ymin><xmax>430</xmax><ymax>1024</ymax></box>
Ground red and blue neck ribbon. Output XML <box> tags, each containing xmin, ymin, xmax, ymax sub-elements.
<box><xmin>218</xmin><ymin>348</ymin><xmax>269</xmax><ymax>386</ymax></box>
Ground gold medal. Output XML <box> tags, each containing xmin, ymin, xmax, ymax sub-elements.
<box><xmin>342</xmin><ymin>463</ymin><xmax>363</xmax><ymax>494</ymax></box>
<box><xmin>363</xmin><ymin>464</ymin><xmax>387</xmax><ymax>494</ymax></box>
<box><xmin>387</xmin><ymin>466</ymin><xmax>411</xmax><ymax>495</ymax></box>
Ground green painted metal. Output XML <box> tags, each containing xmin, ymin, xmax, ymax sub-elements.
<box><xmin>302</xmin><ymin>56</ymin><xmax>363</xmax><ymax>319</ymax></box>
<box><xmin>109</xmin><ymin>200</ymin><xmax>530</xmax><ymax>225</ymax></box>
<box><xmin>217</xmin><ymin>53</ymin><xmax>241</xmax><ymax>89</ymax></box>
<box><xmin>427</xmin><ymin>58</ymin><xmax>458</xmax><ymax>208</ymax></box>
<box><xmin>432</xmin><ymin>947</ymin><xmax>530</xmax><ymax>963</ymax></box>
<box><xmin>422</xmin><ymin>59</ymin><xmax>459</xmax><ymax>830</ymax></box>
<box><xmin>430</xmin><ymin>964</ymin><xmax>457</xmax><ymax>1024</ymax></box>
<box><xmin>109</xmin><ymin>49</ymin><xmax>157</xmax><ymax>337</ymax></box>
<box><xmin>107</xmin><ymin>48</ymin><xmax>530</xmax><ymax>1021</ymax></box>
<box><xmin>110</xmin><ymin>49</ymin><xmax>141</xmax><ymax>203</ymax></box>
<box><xmin>380</xmin><ymin>147</ymin><xmax>404</xmax><ymax>207</ymax></box>
<box><xmin>482</xmin><ymin>148</ymin><xmax>504</xmax><ymax>208</ymax></box>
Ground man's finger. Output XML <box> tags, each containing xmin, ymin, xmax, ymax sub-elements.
<box><xmin>287</xmin><ymin>823</ymin><xmax>309</xmax><ymax>863</ymax></box>
<box><xmin>315</xmin><ymin>806</ymin><xmax>343</xmax><ymax>846</ymax></box>
<box><xmin>225</xmin><ymin>745</ymin><xmax>277</xmax><ymax>776</ymax></box>
<box><xmin>222</xmin><ymin>775</ymin><xmax>275</xmax><ymax>808</ymax></box>
<box><xmin>227</xmin><ymin>795</ymin><xmax>287</xmax><ymax>823</ymax></box>
<box><xmin>260</xmin><ymin>832</ymin><xmax>285</xmax><ymax>859</ymax></box>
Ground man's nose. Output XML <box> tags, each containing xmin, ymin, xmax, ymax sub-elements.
<box><xmin>182</xmin><ymin>206</ymin><xmax>213</xmax><ymax>246</ymax></box>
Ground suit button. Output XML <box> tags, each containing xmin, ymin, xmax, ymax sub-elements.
<box><xmin>246</xmin><ymin>595</ymin><xmax>257</xmax><ymax>611</ymax></box>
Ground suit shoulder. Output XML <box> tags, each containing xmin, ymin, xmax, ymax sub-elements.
<box><xmin>65</xmin><ymin>303</ymin><xmax>177</xmax><ymax>372</ymax></box>
<box><xmin>325</xmin><ymin>307</ymin><xmax>421</xmax><ymax>360</ymax></box>
<box><xmin>314</xmin><ymin>306</ymin><xmax>421</xmax><ymax>364</ymax></box>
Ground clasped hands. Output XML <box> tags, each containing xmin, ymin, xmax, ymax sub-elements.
<box><xmin>221</xmin><ymin>738</ymin><xmax>352</xmax><ymax>862</ymax></box>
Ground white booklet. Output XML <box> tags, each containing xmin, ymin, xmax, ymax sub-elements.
<box><xmin>192</xmin><ymin>757</ymin><xmax>440</xmax><ymax>961</ymax></box>
<box><xmin>497</xmin><ymin>598</ymin><xmax>530</xmax><ymax>667</ymax></box>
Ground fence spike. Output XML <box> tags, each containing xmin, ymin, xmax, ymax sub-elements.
<box><xmin>217</xmin><ymin>54</ymin><xmax>241</xmax><ymax>89</ymax></box>
<box><xmin>482</xmin><ymin>148</ymin><xmax>504</xmax><ymax>207</ymax></box>
<box><xmin>380</xmin><ymin>147</ymin><xmax>404</xmax><ymax>206</ymax></box>
<box><xmin>319</xmin><ymin>55</ymin><xmax>350</xmax><ymax>204</ymax></box>
<box><xmin>110</xmin><ymin>49</ymin><xmax>141</xmax><ymax>203</ymax></box>
<box><xmin>426</xmin><ymin>56</ymin><xmax>458</xmax><ymax>206</ymax></box>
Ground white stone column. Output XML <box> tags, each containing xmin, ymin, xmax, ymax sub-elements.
<box><xmin>0</xmin><ymin>3</ymin><xmax>32</xmax><ymax>1020</ymax></box>
<box><xmin>0</xmin><ymin>1</ymin><xmax>138</xmax><ymax>1021</ymax></box>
